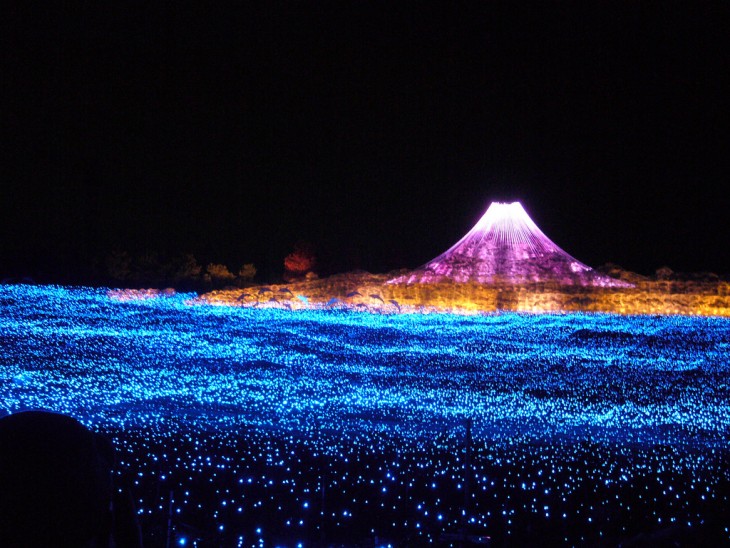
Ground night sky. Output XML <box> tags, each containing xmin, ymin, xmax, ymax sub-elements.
<box><xmin>3</xmin><ymin>3</ymin><xmax>729</xmax><ymax>283</ymax></box>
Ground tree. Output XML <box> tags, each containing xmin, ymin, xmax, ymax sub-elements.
<box><xmin>655</xmin><ymin>266</ymin><xmax>674</xmax><ymax>281</ymax></box>
<box><xmin>284</xmin><ymin>242</ymin><xmax>316</xmax><ymax>281</ymax></box>
<box><xmin>105</xmin><ymin>250</ymin><xmax>131</xmax><ymax>282</ymax></box>
<box><xmin>172</xmin><ymin>253</ymin><xmax>202</xmax><ymax>288</ymax></box>
<box><xmin>237</xmin><ymin>263</ymin><xmax>257</xmax><ymax>285</ymax></box>
<box><xmin>133</xmin><ymin>251</ymin><xmax>163</xmax><ymax>285</ymax></box>
<box><xmin>206</xmin><ymin>263</ymin><xmax>235</xmax><ymax>288</ymax></box>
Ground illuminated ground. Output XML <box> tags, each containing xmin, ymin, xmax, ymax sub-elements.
<box><xmin>1</xmin><ymin>285</ymin><xmax>729</xmax><ymax>546</ymax></box>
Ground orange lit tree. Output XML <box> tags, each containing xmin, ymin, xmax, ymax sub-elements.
<box><xmin>206</xmin><ymin>263</ymin><xmax>235</xmax><ymax>289</ymax></box>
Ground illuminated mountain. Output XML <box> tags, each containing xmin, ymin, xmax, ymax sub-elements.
<box><xmin>389</xmin><ymin>202</ymin><xmax>631</xmax><ymax>287</ymax></box>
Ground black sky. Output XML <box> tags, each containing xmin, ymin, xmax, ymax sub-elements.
<box><xmin>2</xmin><ymin>2</ymin><xmax>729</xmax><ymax>282</ymax></box>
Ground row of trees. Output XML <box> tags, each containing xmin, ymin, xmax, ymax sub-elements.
<box><xmin>104</xmin><ymin>251</ymin><xmax>256</xmax><ymax>290</ymax></box>
<box><xmin>104</xmin><ymin>243</ymin><xmax>317</xmax><ymax>290</ymax></box>
<box><xmin>598</xmin><ymin>263</ymin><xmax>724</xmax><ymax>284</ymax></box>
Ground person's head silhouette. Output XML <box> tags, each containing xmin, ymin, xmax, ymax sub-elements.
<box><xmin>0</xmin><ymin>410</ymin><xmax>141</xmax><ymax>547</ymax></box>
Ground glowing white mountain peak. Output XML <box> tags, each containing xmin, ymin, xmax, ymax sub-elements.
<box><xmin>390</xmin><ymin>201</ymin><xmax>630</xmax><ymax>287</ymax></box>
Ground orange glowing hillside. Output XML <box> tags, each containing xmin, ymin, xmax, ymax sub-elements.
<box><xmin>197</xmin><ymin>271</ymin><xmax>730</xmax><ymax>317</ymax></box>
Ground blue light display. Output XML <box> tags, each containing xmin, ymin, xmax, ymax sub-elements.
<box><xmin>0</xmin><ymin>284</ymin><xmax>728</xmax><ymax>545</ymax></box>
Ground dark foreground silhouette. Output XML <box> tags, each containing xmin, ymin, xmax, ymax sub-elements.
<box><xmin>0</xmin><ymin>410</ymin><xmax>141</xmax><ymax>547</ymax></box>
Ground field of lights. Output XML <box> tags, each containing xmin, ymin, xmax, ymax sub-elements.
<box><xmin>1</xmin><ymin>284</ymin><xmax>729</xmax><ymax>546</ymax></box>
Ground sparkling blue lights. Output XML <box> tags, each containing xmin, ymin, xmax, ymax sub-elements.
<box><xmin>0</xmin><ymin>284</ymin><xmax>729</xmax><ymax>545</ymax></box>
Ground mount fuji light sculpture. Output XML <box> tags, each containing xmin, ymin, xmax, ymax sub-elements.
<box><xmin>390</xmin><ymin>202</ymin><xmax>630</xmax><ymax>287</ymax></box>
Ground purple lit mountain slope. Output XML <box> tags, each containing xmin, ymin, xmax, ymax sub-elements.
<box><xmin>390</xmin><ymin>202</ymin><xmax>630</xmax><ymax>287</ymax></box>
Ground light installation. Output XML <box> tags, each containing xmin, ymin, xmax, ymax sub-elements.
<box><xmin>390</xmin><ymin>201</ymin><xmax>631</xmax><ymax>287</ymax></box>
<box><xmin>1</xmin><ymin>284</ymin><xmax>729</xmax><ymax>545</ymax></box>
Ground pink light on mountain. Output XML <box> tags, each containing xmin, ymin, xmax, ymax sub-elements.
<box><xmin>389</xmin><ymin>202</ymin><xmax>631</xmax><ymax>287</ymax></box>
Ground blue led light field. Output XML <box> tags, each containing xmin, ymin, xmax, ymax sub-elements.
<box><xmin>1</xmin><ymin>284</ymin><xmax>729</xmax><ymax>546</ymax></box>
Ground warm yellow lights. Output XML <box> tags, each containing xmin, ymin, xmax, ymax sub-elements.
<box><xmin>200</xmin><ymin>275</ymin><xmax>730</xmax><ymax>317</ymax></box>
